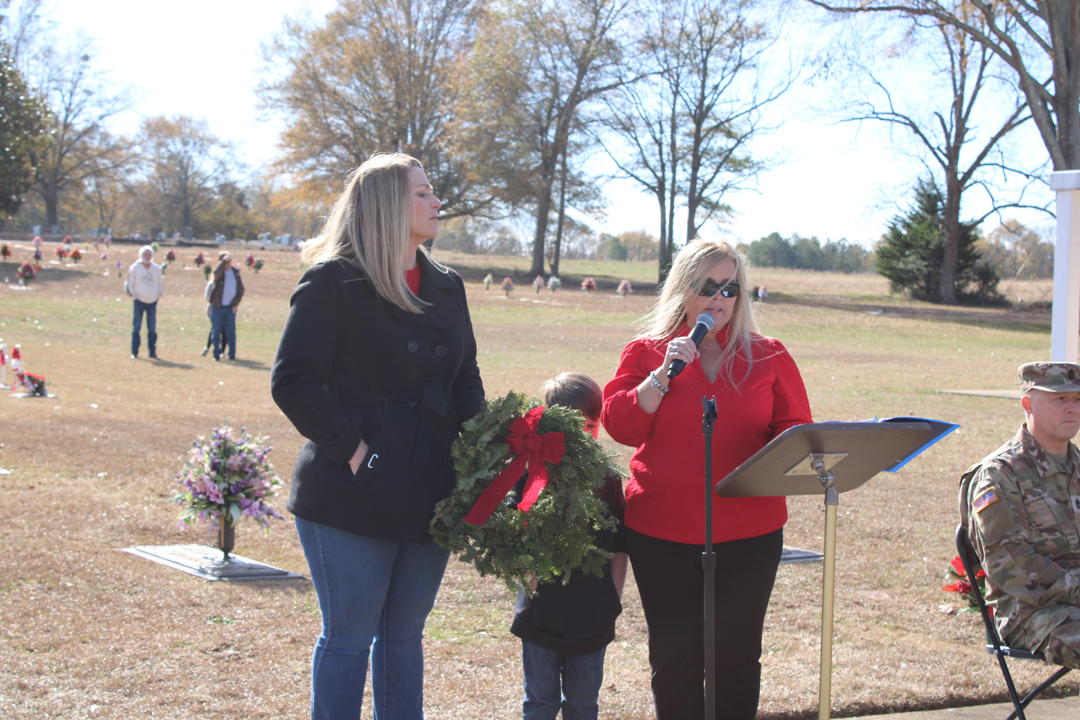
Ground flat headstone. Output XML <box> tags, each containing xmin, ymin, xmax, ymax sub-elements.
<box><xmin>124</xmin><ymin>544</ymin><xmax>303</xmax><ymax>581</ymax></box>
<box><xmin>941</xmin><ymin>388</ymin><xmax>1021</xmax><ymax>399</ymax></box>
<box><xmin>780</xmin><ymin>545</ymin><xmax>823</xmax><ymax>564</ymax></box>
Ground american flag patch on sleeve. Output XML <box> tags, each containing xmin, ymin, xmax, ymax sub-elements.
<box><xmin>973</xmin><ymin>488</ymin><xmax>998</xmax><ymax>514</ymax></box>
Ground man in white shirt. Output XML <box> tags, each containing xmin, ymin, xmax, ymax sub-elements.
<box><xmin>124</xmin><ymin>246</ymin><xmax>164</xmax><ymax>359</ymax></box>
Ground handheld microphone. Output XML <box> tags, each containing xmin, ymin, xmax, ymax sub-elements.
<box><xmin>667</xmin><ymin>313</ymin><xmax>715</xmax><ymax>379</ymax></box>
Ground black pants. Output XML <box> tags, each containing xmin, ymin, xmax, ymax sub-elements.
<box><xmin>625</xmin><ymin>526</ymin><xmax>783</xmax><ymax>720</ymax></box>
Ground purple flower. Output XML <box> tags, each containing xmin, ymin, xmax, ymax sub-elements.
<box><xmin>173</xmin><ymin>424</ymin><xmax>283</xmax><ymax>533</ymax></box>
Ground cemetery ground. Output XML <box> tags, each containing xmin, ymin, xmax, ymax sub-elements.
<box><xmin>0</xmin><ymin>240</ymin><xmax>1076</xmax><ymax>719</ymax></box>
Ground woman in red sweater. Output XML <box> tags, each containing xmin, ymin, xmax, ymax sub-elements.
<box><xmin>602</xmin><ymin>238</ymin><xmax>812</xmax><ymax>720</ymax></box>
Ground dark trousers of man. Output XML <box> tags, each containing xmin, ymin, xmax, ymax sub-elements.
<box><xmin>625</xmin><ymin>526</ymin><xmax>783</xmax><ymax>720</ymax></box>
<box><xmin>210</xmin><ymin>304</ymin><xmax>236</xmax><ymax>360</ymax></box>
<box><xmin>131</xmin><ymin>299</ymin><xmax>157</xmax><ymax>357</ymax></box>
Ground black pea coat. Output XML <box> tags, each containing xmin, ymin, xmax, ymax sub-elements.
<box><xmin>270</xmin><ymin>252</ymin><xmax>485</xmax><ymax>543</ymax></box>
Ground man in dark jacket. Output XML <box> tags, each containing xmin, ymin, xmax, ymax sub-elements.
<box><xmin>209</xmin><ymin>252</ymin><xmax>244</xmax><ymax>361</ymax></box>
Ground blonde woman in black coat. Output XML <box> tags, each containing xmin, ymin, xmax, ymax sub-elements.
<box><xmin>271</xmin><ymin>153</ymin><xmax>484</xmax><ymax>720</ymax></box>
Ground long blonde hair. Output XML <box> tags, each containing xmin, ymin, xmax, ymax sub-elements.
<box><xmin>301</xmin><ymin>152</ymin><xmax>427</xmax><ymax>313</ymax></box>
<box><xmin>638</xmin><ymin>238</ymin><xmax>759</xmax><ymax>386</ymax></box>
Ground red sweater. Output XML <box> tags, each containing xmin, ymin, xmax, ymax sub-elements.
<box><xmin>601</xmin><ymin>326</ymin><xmax>813</xmax><ymax>545</ymax></box>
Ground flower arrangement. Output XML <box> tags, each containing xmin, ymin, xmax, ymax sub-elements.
<box><xmin>430</xmin><ymin>392</ymin><xmax>620</xmax><ymax>594</ymax></box>
<box><xmin>1</xmin><ymin>243</ymin><xmax>10</xmax><ymax>260</ymax></box>
<box><xmin>151</xmin><ymin>241</ymin><xmax>160</xmax><ymax>253</ymax></box>
<box><xmin>172</xmin><ymin>425</ymin><xmax>285</xmax><ymax>533</ymax></box>
<box><xmin>500</xmin><ymin>276</ymin><xmax>514</xmax><ymax>297</ymax></box>
<box><xmin>547</xmin><ymin>276</ymin><xmax>561</xmax><ymax>292</ymax></box>
<box><xmin>202</xmin><ymin>264</ymin><xmax>212</xmax><ymax>279</ymax></box>
<box><xmin>194</xmin><ymin>252</ymin><xmax>205</xmax><ymax>267</ymax></box>
<box><xmin>16</xmin><ymin>261</ymin><xmax>35</xmax><ymax>285</ymax></box>
<box><xmin>54</xmin><ymin>245</ymin><xmax>68</xmax><ymax>260</ymax></box>
<box><xmin>68</xmin><ymin>248</ymin><xmax>81</xmax><ymax>264</ymax></box>
<box><xmin>250</xmin><ymin>257</ymin><xmax>264</xmax><ymax>273</ymax></box>
<box><xmin>245</xmin><ymin>254</ymin><xmax>256</xmax><ymax>269</ymax></box>
<box><xmin>532</xmin><ymin>275</ymin><xmax>545</xmax><ymax>293</ymax></box>
<box><xmin>943</xmin><ymin>555</ymin><xmax>987</xmax><ymax>615</ymax></box>
<box><xmin>33</xmin><ymin>249</ymin><xmax>42</xmax><ymax>267</ymax></box>
<box><xmin>581</xmin><ymin>276</ymin><xmax>597</xmax><ymax>294</ymax></box>
<box><xmin>616</xmin><ymin>279</ymin><xmax>632</xmax><ymax>296</ymax></box>
<box><xmin>483</xmin><ymin>272</ymin><xmax>493</xmax><ymax>291</ymax></box>
<box><xmin>165</xmin><ymin>250</ymin><xmax>176</xmax><ymax>263</ymax></box>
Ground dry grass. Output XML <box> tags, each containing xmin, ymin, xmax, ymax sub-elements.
<box><xmin>0</xmin><ymin>242</ymin><xmax>1075</xmax><ymax>719</ymax></box>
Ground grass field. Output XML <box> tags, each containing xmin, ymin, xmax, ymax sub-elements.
<box><xmin>0</xmin><ymin>239</ymin><xmax>1074</xmax><ymax>719</ymax></box>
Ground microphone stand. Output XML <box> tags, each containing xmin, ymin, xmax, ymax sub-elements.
<box><xmin>701</xmin><ymin>396</ymin><xmax>718</xmax><ymax>720</ymax></box>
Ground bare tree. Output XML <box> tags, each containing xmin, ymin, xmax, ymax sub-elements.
<box><xmin>259</xmin><ymin>0</ymin><xmax>482</xmax><ymax>215</ymax></box>
<box><xmin>837</xmin><ymin>15</ymin><xmax>1036</xmax><ymax>302</ymax></box>
<box><xmin>602</xmin><ymin>0</ymin><xmax>788</xmax><ymax>281</ymax></box>
<box><xmin>809</xmin><ymin>0</ymin><xmax>1080</xmax><ymax>171</ymax></box>
<box><xmin>22</xmin><ymin>39</ymin><xmax>137</xmax><ymax>230</ymax></box>
<box><xmin>136</xmin><ymin>115</ymin><xmax>236</xmax><ymax>235</ymax></box>
<box><xmin>456</xmin><ymin>0</ymin><xmax>635</xmax><ymax>277</ymax></box>
<box><xmin>597</xmin><ymin>0</ymin><xmax>682</xmax><ymax>277</ymax></box>
<box><xmin>0</xmin><ymin>0</ymin><xmax>45</xmax><ymax>64</ymax></box>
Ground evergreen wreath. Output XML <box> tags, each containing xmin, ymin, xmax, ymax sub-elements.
<box><xmin>430</xmin><ymin>391</ymin><xmax>621</xmax><ymax>594</ymax></box>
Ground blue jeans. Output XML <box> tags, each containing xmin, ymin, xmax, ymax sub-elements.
<box><xmin>521</xmin><ymin>640</ymin><xmax>606</xmax><ymax>720</ymax></box>
<box><xmin>296</xmin><ymin>517</ymin><xmax>450</xmax><ymax>720</ymax></box>
<box><xmin>131</xmin><ymin>300</ymin><xmax>157</xmax><ymax>356</ymax></box>
<box><xmin>210</xmin><ymin>304</ymin><xmax>236</xmax><ymax>359</ymax></box>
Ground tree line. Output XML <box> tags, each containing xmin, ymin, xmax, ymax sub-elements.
<box><xmin>1</xmin><ymin>0</ymin><xmax>1074</xmax><ymax>302</ymax></box>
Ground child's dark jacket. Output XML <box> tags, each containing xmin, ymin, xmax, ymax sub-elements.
<box><xmin>510</xmin><ymin>473</ymin><xmax>626</xmax><ymax>655</ymax></box>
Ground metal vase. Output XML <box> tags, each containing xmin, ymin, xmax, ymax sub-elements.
<box><xmin>217</xmin><ymin>516</ymin><xmax>236</xmax><ymax>561</ymax></box>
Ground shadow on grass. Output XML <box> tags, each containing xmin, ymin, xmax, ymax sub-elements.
<box><xmin>145</xmin><ymin>357</ymin><xmax>197</xmax><ymax>370</ymax></box>
<box><xmin>226</xmin><ymin>358</ymin><xmax>270</xmax><ymax>371</ymax></box>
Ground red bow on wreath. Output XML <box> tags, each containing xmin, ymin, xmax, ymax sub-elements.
<box><xmin>463</xmin><ymin>406</ymin><xmax>566</xmax><ymax>525</ymax></box>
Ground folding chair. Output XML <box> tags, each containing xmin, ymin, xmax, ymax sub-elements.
<box><xmin>954</xmin><ymin>524</ymin><xmax>1072</xmax><ymax>720</ymax></box>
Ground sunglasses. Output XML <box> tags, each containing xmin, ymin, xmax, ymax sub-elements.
<box><xmin>695</xmin><ymin>280</ymin><xmax>740</xmax><ymax>298</ymax></box>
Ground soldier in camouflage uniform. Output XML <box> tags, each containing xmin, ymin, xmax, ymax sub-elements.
<box><xmin>958</xmin><ymin>361</ymin><xmax>1080</xmax><ymax>669</ymax></box>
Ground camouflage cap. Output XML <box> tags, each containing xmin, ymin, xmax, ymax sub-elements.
<box><xmin>1018</xmin><ymin>362</ymin><xmax>1080</xmax><ymax>394</ymax></box>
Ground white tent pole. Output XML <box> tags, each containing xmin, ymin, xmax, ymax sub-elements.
<box><xmin>1049</xmin><ymin>171</ymin><xmax>1080</xmax><ymax>363</ymax></box>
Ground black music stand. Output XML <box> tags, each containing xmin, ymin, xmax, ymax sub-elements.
<box><xmin>714</xmin><ymin>421</ymin><xmax>941</xmax><ymax>720</ymax></box>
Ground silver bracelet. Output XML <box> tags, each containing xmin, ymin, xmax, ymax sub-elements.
<box><xmin>648</xmin><ymin>371</ymin><xmax>669</xmax><ymax>397</ymax></box>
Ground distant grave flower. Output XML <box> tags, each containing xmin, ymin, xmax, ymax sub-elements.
<box><xmin>16</xmin><ymin>262</ymin><xmax>35</xmax><ymax>285</ymax></box>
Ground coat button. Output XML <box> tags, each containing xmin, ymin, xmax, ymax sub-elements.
<box><xmin>407</xmin><ymin>341</ymin><xmax>418</xmax><ymax>353</ymax></box>
<box><xmin>435</xmin><ymin>345</ymin><xmax>447</xmax><ymax>357</ymax></box>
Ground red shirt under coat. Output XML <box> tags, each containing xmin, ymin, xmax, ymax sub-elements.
<box><xmin>406</xmin><ymin>264</ymin><xmax>422</xmax><ymax>295</ymax></box>
<box><xmin>602</xmin><ymin>325</ymin><xmax>813</xmax><ymax>545</ymax></box>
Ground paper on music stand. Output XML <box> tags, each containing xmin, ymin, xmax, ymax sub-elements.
<box><xmin>873</xmin><ymin>417</ymin><xmax>958</xmax><ymax>471</ymax></box>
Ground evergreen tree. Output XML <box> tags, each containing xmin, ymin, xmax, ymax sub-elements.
<box><xmin>746</xmin><ymin>232</ymin><xmax>794</xmax><ymax>268</ymax></box>
<box><xmin>875</xmin><ymin>179</ymin><xmax>995</xmax><ymax>303</ymax></box>
<box><xmin>0</xmin><ymin>44</ymin><xmax>47</xmax><ymax>220</ymax></box>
